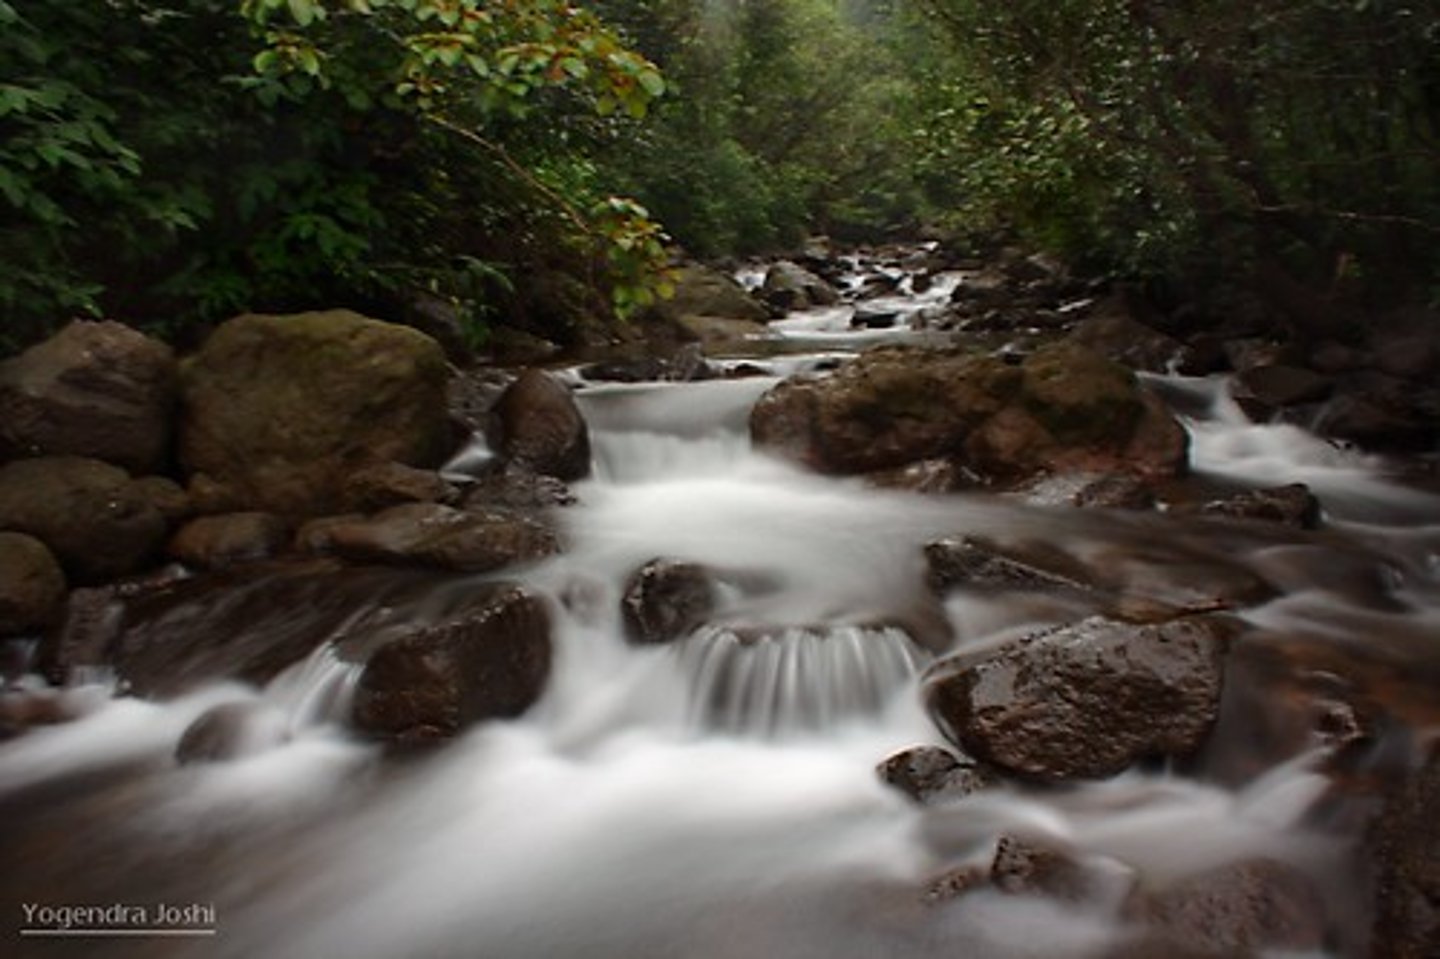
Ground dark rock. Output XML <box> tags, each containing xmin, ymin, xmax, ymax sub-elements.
<box><xmin>37</xmin><ymin>585</ymin><xmax>125</xmax><ymax>684</ymax></box>
<box><xmin>1232</xmin><ymin>365</ymin><xmax>1334</xmax><ymax>420</ymax></box>
<box><xmin>1010</xmin><ymin>472</ymin><xmax>1158</xmax><ymax>511</ymax></box>
<box><xmin>621</xmin><ymin>558</ymin><xmax>717</xmax><ymax>645</ymax></box>
<box><xmin>761</xmin><ymin>260</ymin><xmax>841</xmax><ymax>312</ymax></box>
<box><xmin>461</xmin><ymin>463</ymin><xmax>577</xmax><ymax>512</ymax></box>
<box><xmin>0</xmin><ymin>320</ymin><xmax>177</xmax><ymax>474</ymax></box>
<box><xmin>1224</xmin><ymin>338</ymin><xmax>1286</xmax><ymax>373</ymax></box>
<box><xmin>579</xmin><ymin>357</ymin><xmax>668</xmax><ymax>383</ymax></box>
<box><xmin>0</xmin><ymin>456</ymin><xmax>169</xmax><ymax>583</ymax></box>
<box><xmin>353</xmin><ymin>584</ymin><xmax>552</xmax><ymax>742</ymax></box>
<box><xmin>925</xmin><ymin>615</ymin><xmax>1232</xmax><ymax>782</ymax></box>
<box><xmin>1371</xmin><ymin>750</ymin><xmax>1440</xmax><ymax>958</ymax></box>
<box><xmin>341</xmin><ymin>461</ymin><xmax>456</xmax><ymax>512</ymax></box>
<box><xmin>321</xmin><ymin>503</ymin><xmax>558</xmax><ymax>573</ymax></box>
<box><xmin>167</xmin><ymin>513</ymin><xmax>291</xmax><ymax>570</ymax></box>
<box><xmin>876</xmin><ymin>745</ymin><xmax>997</xmax><ymax>803</ymax></box>
<box><xmin>851</xmin><ymin>306</ymin><xmax>901</xmax><ymax>330</ymax></box>
<box><xmin>179</xmin><ymin>310</ymin><xmax>450</xmax><ymax>516</ymax></box>
<box><xmin>175</xmin><ymin>702</ymin><xmax>289</xmax><ymax>764</ymax></box>
<box><xmin>131</xmin><ymin>475</ymin><xmax>192</xmax><ymax>525</ymax></box>
<box><xmin>0</xmin><ymin>532</ymin><xmax>66</xmax><ymax>636</ymax></box>
<box><xmin>1126</xmin><ymin>858</ymin><xmax>1326</xmax><ymax>955</ymax></box>
<box><xmin>490</xmin><ymin>369</ymin><xmax>591</xmax><ymax>481</ymax></box>
<box><xmin>446</xmin><ymin>367</ymin><xmax>515</xmax><ymax>437</ymax></box>
<box><xmin>865</xmin><ymin>458</ymin><xmax>980</xmax><ymax>494</ymax></box>
<box><xmin>1193</xmin><ymin>483</ymin><xmax>1322</xmax><ymax>529</ymax></box>
<box><xmin>654</xmin><ymin>263</ymin><xmax>770</xmax><ymax>324</ymax></box>
<box><xmin>1314</xmin><ymin>391</ymin><xmax>1436</xmax><ymax>452</ymax></box>
<box><xmin>1066</xmin><ymin>299</ymin><xmax>1184</xmax><ymax>373</ymax></box>
<box><xmin>990</xmin><ymin>835</ymin><xmax>1097</xmax><ymax>900</ymax></box>
<box><xmin>923</xmin><ymin>536</ymin><xmax>1089</xmax><ymax>595</ymax></box>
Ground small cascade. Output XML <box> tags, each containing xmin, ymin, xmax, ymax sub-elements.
<box><xmin>678</xmin><ymin>624</ymin><xmax>929</xmax><ymax>735</ymax></box>
<box><xmin>262</xmin><ymin>643</ymin><xmax>365</xmax><ymax>734</ymax></box>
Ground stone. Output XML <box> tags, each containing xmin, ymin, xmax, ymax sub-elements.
<box><xmin>460</xmin><ymin>463</ymin><xmax>577</xmax><ymax>512</ymax></box>
<box><xmin>1231</xmin><ymin>365</ymin><xmax>1334</xmax><ymax>420</ymax></box>
<box><xmin>167</xmin><ymin>513</ymin><xmax>291</xmax><ymax>570</ymax></box>
<box><xmin>655</xmin><ymin>263</ymin><xmax>770</xmax><ymax>324</ymax></box>
<box><xmin>876</xmin><ymin>745</ymin><xmax>997</xmax><ymax>803</ymax></box>
<box><xmin>0</xmin><ymin>320</ymin><xmax>177</xmax><ymax>474</ymax></box>
<box><xmin>761</xmin><ymin>260</ymin><xmax>841</xmax><ymax>312</ymax></box>
<box><xmin>0</xmin><ymin>532</ymin><xmax>66</xmax><ymax>636</ymax></box>
<box><xmin>925</xmin><ymin>615</ymin><xmax>1232</xmax><ymax>782</ymax></box>
<box><xmin>36</xmin><ymin>586</ymin><xmax>125</xmax><ymax>684</ymax></box>
<box><xmin>0</xmin><ymin>456</ymin><xmax>169</xmax><ymax>583</ymax></box>
<box><xmin>1371</xmin><ymin>752</ymin><xmax>1440</xmax><ymax>958</ymax></box>
<box><xmin>341</xmin><ymin>461</ymin><xmax>456</xmax><ymax>513</ymax></box>
<box><xmin>353</xmin><ymin>584</ymin><xmax>552</xmax><ymax>742</ymax></box>
<box><xmin>851</xmin><ymin>306</ymin><xmax>901</xmax><ymax>330</ymax></box>
<box><xmin>179</xmin><ymin>310</ymin><xmax>450</xmax><ymax>515</ymax></box>
<box><xmin>923</xmin><ymin>536</ymin><xmax>1090</xmax><ymax>596</ymax></box>
<box><xmin>1066</xmin><ymin>299</ymin><xmax>1183</xmax><ymax>373</ymax></box>
<box><xmin>490</xmin><ymin>369</ymin><xmax>591</xmax><ymax>481</ymax></box>
<box><xmin>1193</xmin><ymin>484</ymin><xmax>1322</xmax><ymax>529</ymax></box>
<box><xmin>175</xmin><ymin>702</ymin><xmax>290</xmax><ymax>764</ymax></box>
<box><xmin>322</xmin><ymin>503</ymin><xmax>558</xmax><ymax>573</ymax></box>
<box><xmin>621</xmin><ymin>558</ymin><xmax>718</xmax><ymax>645</ymax></box>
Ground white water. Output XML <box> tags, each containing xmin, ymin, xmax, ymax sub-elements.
<box><xmin>3</xmin><ymin>259</ymin><xmax>1435</xmax><ymax>958</ymax></box>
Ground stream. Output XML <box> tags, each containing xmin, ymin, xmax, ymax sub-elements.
<box><xmin>3</xmin><ymin>251</ymin><xmax>1439</xmax><ymax>957</ymax></box>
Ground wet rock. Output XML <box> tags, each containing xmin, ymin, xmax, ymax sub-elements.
<box><xmin>446</xmin><ymin>367</ymin><xmax>515</xmax><ymax>437</ymax></box>
<box><xmin>761</xmin><ymin>260</ymin><xmax>840</xmax><ymax>312</ymax></box>
<box><xmin>353</xmin><ymin>583</ymin><xmax>552</xmax><ymax>742</ymax></box>
<box><xmin>0</xmin><ymin>532</ymin><xmax>66</xmax><ymax>636</ymax></box>
<box><xmin>1066</xmin><ymin>299</ymin><xmax>1184</xmax><ymax>373</ymax></box>
<box><xmin>923</xmin><ymin>536</ymin><xmax>1089</xmax><ymax>595</ymax></box>
<box><xmin>461</xmin><ymin>463</ymin><xmax>577</xmax><ymax>512</ymax></box>
<box><xmin>851</xmin><ymin>305</ymin><xmax>901</xmax><ymax>330</ymax></box>
<box><xmin>1371</xmin><ymin>750</ymin><xmax>1440</xmax><ymax>958</ymax></box>
<box><xmin>36</xmin><ymin>585</ymin><xmax>125</xmax><ymax>684</ymax></box>
<box><xmin>925</xmin><ymin>615</ymin><xmax>1232</xmax><ymax>782</ymax></box>
<box><xmin>1192</xmin><ymin>483</ymin><xmax>1322</xmax><ymax>529</ymax></box>
<box><xmin>621</xmin><ymin>559</ymin><xmax>718</xmax><ymax>645</ymax></box>
<box><xmin>175</xmin><ymin>701</ymin><xmax>290</xmax><ymax>764</ymax></box>
<box><xmin>865</xmin><ymin>458</ymin><xmax>980</xmax><ymax>495</ymax></box>
<box><xmin>322</xmin><ymin>503</ymin><xmax>558</xmax><ymax>573</ymax></box>
<box><xmin>131</xmin><ymin>475</ymin><xmax>191</xmax><ymax>525</ymax></box>
<box><xmin>179</xmin><ymin>310</ymin><xmax>450</xmax><ymax>515</ymax></box>
<box><xmin>0</xmin><ymin>456</ymin><xmax>169</xmax><ymax>583</ymax></box>
<box><xmin>0</xmin><ymin>319</ymin><xmax>177</xmax><ymax>474</ymax></box>
<box><xmin>876</xmin><ymin>745</ymin><xmax>997</xmax><ymax>803</ymax></box>
<box><xmin>654</xmin><ymin>263</ymin><xmax>770</xmax><ymax>324</ymax></box>
<box><xmin>1231</xmin><ymin>365</ymin><xmax>1334</xmax><ymax>420</ymax></box>
<box><xmin>490</xmin><ymin>369</ymin><xmax>591</xmax><ymax>481</ymax></box>
<box><xmin>167</xmin><ymin>513</ymin><xmax>291</xmax><ymax>570</ymax></box>
<box><xmin>1126</xmin><ymin>858</ymin><xmax>1327</xmax><ymax>955</ymax></box>
<box><xmin>990</xmin><ymin>835</ymin><xmax>1103</xmax><ymax>901</ymax></box>
<box><xmin>341</xmin><ymin>461</ymin><xmax>456</xmax><ymax>512</ymax></box>
<box><xmin>1313</xmin><ymin>390</ymin><xmax>1436</xmax><ymax>452</ymax></box>
<box><xmin>1010</xmin><ymin>472</ymin><xmax>1158</xmax><ymax>511</ymax></box>
<box><xmin>579</xmin><ymin>344</ymin><xmax>716</xmax><ymax>384</ymax></box>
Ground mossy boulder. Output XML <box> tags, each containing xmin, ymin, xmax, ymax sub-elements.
<box><xmin>179</xmin><ymin>310</ymin><xmax>450</xmax><ymax>516</ymax></box>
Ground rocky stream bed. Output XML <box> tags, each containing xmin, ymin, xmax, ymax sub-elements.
<box><xmin>1</xmin><ymin>243</ymin><xmax>1439</xmax><ymax>957</ymax></box>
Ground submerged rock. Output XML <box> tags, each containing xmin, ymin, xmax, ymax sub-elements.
<box><xmin>179</xmin><ymin>310</ymin><xmax>450</xmax><ymax>515</ymax></box>
<box><xmin>0</xmin><ymin>532</ymin><xmax>66</xmax><ymax>636</ymax></box>
<box><xmin>490</xmin><ymin>369</ymin><xmax>591</xmax><ymax>482</ymax></box>
<box><xmin>176</xmin><ymin>702</ymin><xmax>290</xmax><ymax>764</ymax></box>
<box><xmin>0</xmin><ymin>456</ymin><xmax>170</xmax><ymax>583</ymax></box>
<box><xmin>925</xmin><ymin>615</ymin><xmax>1232</xmax><ymax>782</ymax></box>
<box><xmin>0</xmin><ymin>320</ymin><xmax>177</xmax><ymax>474</ymax></box>
<box><xmin>621</xmin><ymin>558</ymin><xmax>718</xmax><ymax>645</ymax></box>
<box><xmin>353</xmin><ymin>584</ymin><xmax>551</xmax><ymax>742</ymax></box>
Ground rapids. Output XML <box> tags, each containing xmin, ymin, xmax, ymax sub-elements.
<box><xmin>2</xmin><ymin>251</ymin><xmax>1438</xmax><ymax>958</ymax></box>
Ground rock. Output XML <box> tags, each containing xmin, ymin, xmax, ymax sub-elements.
<box><xmin>990</xmin><ymin>835</ymin><xmax>1102</xmax><ymax>901</ymax></box>
<box><xmin>621</xmin><ymin>558</ymin><xmax>718</xmax><ymax>645</ymax></box>
<box><xmin>460</xmin><ymin>463</ymin><xmax>577</xmax><ymax>512</ymax></box>
<box><xmin>0</xmin><ymin>532</ymin><xmax>66</xmax><ymax>636</ymax></box>
<box><xmin>322</xmin><ymin>503</ymin><xmax>558</xmax><ymax>573</ymax></box>
<box><xmin>352</xmin><ymin>583</ymin><xmax>551</xmax><ymax>741</ymax></box>
<box><xmin>876</xmin><ymin>745</ymin><xmax>997</xmax><ymax>803</ymax></box>
<box><xmin>1016</xmin><ymin>472</ymin><xmax>1157</xmax><ymax>510</ymax></box>
<box><xmin>1193</xmin><ymin>483</ymin><xmax>1322</xmax><ymax>529</ymax></box>
<box><xmin>0</xmin><ymin>320</ymin><xmax>177</xmax><ymax>474</ymax></box>
<box><xmin>655</xmin><ymin>263</ymin><xmax>770</xmax><ymax>324</ymax></box>
<box><xmin>167</xmin><ymin>513</ymin><xmax>291</xmax><ymax>570</ymax></box>
<box><xmin>1231</xmin><ymin>365</ymin><xmax>1334</xmax><ymax>420</ymax></box>
<box><xmin>179</xmin><ymin>310</ymin><xmax>450</xmax><ymax>515</ymax></box>
<box><xmin>925</xmin><ymin>615</ymin><xmax>1232</xmax><ymax>781</ymax></box>
<box><xmin>851</xmin><ymin>306</ymin><xmax>901</xmax><ymax>330</ymax></box>
<box><xmin>446</xmin><ymin>367</ymin><xmax>515</xmax><ymax>437</ymax></box>
<box><xmin>1371</xmin><ymin>751</ymin><xmax>1440</xmax><ymax>958</ymax></box>
<box><xmin>761</xmin><ymin>260</ymin><xmax>841</xmax><ymax>312</ymax></box>
<box><xmin>1066</xmin><ymin>299</ymin><xmax>1184</xmax><ymax>373</ymax></box>
<box><xmin>865</xmin><ymin>458</ymin><xmax>980</xmax><ymax>495</ymax></box>
<box><xmin>341</xmin><ymin>461</ymin><xmax>456</xmax><ymax>513</ymax></box>
<box><xmin>175</xmin><ymin>702</ymin><xmax>290</xmax><ymax>764</ymax></box>
<box><xmin>750</xmin><ymin>344</ymin><xmax>1187</xmax><ymax>485</ymax></box>
<box><xmin>1314</xmin><ymin>390</ymin><xmax>1436</xmax><ymax>453</ymax></box>
<box><xmin>131</xmin><ymin>476</ymin><xmax>191</xmax><ymax>524</ymax></box>
<box><xmin>675</xmin><ymin>314</ymin><xmax>770</xmax><ymax>347</ymax></box>
<box><xmin>0</xmin><ymin>456</ymin><xmax>169</xmax><ymax>583</ymax></box>
<box><xmin>36</xmin><ymin>586</ymin><xmax>125</xmax><ymax>684</ymax></box>
<box><xmin>1127</xmin><ymin>858</ymin><xmax>1326</xmax><ymax>955</ymax></box>
<box><xmin>490</xmin><ymin>369</ymin><xmax>591</xmax><ymax>481</ymax></box>
<box><xmin>923</xmin><ymin>536</ymin><xmax>1089</xmax><ymax>595</ymax></box>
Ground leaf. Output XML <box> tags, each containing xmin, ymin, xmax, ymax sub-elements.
<box><xmin>637</xmin><ymin>70</ymin><xmax>665</xmax><ymax>98</ymax></box>
<box><xmin>288</xmin><ymin>0</ymin><xmax>315</xmax><ymax>27</ymax></box>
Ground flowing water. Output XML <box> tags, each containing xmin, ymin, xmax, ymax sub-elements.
<box><xmin>3</xmin><ymin>253</ymin><xmax>1439</xmax><ymax>957</ymax></box>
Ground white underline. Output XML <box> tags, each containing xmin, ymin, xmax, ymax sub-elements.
<box><xmin>19</xmin><ymin>929</ymin><xmax>217</xmax><ymax>937</ymax></box>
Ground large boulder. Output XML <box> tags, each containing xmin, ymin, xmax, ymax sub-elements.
<box><xmin>317</xmin><ymin>503</ymin><xmax>558</xmax><ymax>573</ymax></box>
<box><xmin>0</xmin><ymin>457</ymin><xmax>170</xmax><ymax>583</ymax></box>
<box><xmin>750</xmin><ymin>343</ymin><xmax>1187</xmax><ymax>484</ymax></box>
<box><xmin>660</xmin><ymin>264</ymin><xmax>771</xmax><ymax>324</ymax></box>
<box><xmin>490</xmin><ymin>369</ymin><xmax>591</xmax><ymax>481</ymax></box>
<box><xmin>352</xmin><ymin>583</ymin><xmax>552</xmax><ymax>742</ymax></box>
<box><xmin>179</xmin><ymin>310</ymin><xmax>450</xmax><ymax>515</ymax></box>
<box><xmin>0</xmin><ymin>320</ymin><xmax>177</xmax><ymax>474</ymax></box>
<box><xmin>761</xmin><ymin>260</ymin><xmax>841</xmax><ymax>312</ymax></box>
<box><xmin>925</xmin><ymin>615</ymin><xmax>1232</xmax><ymax>782</ymax></box>
<box><xmin>0</xmin><ymin>532</ymin><xmax>66</xmax><ymax>636</ymax></box>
